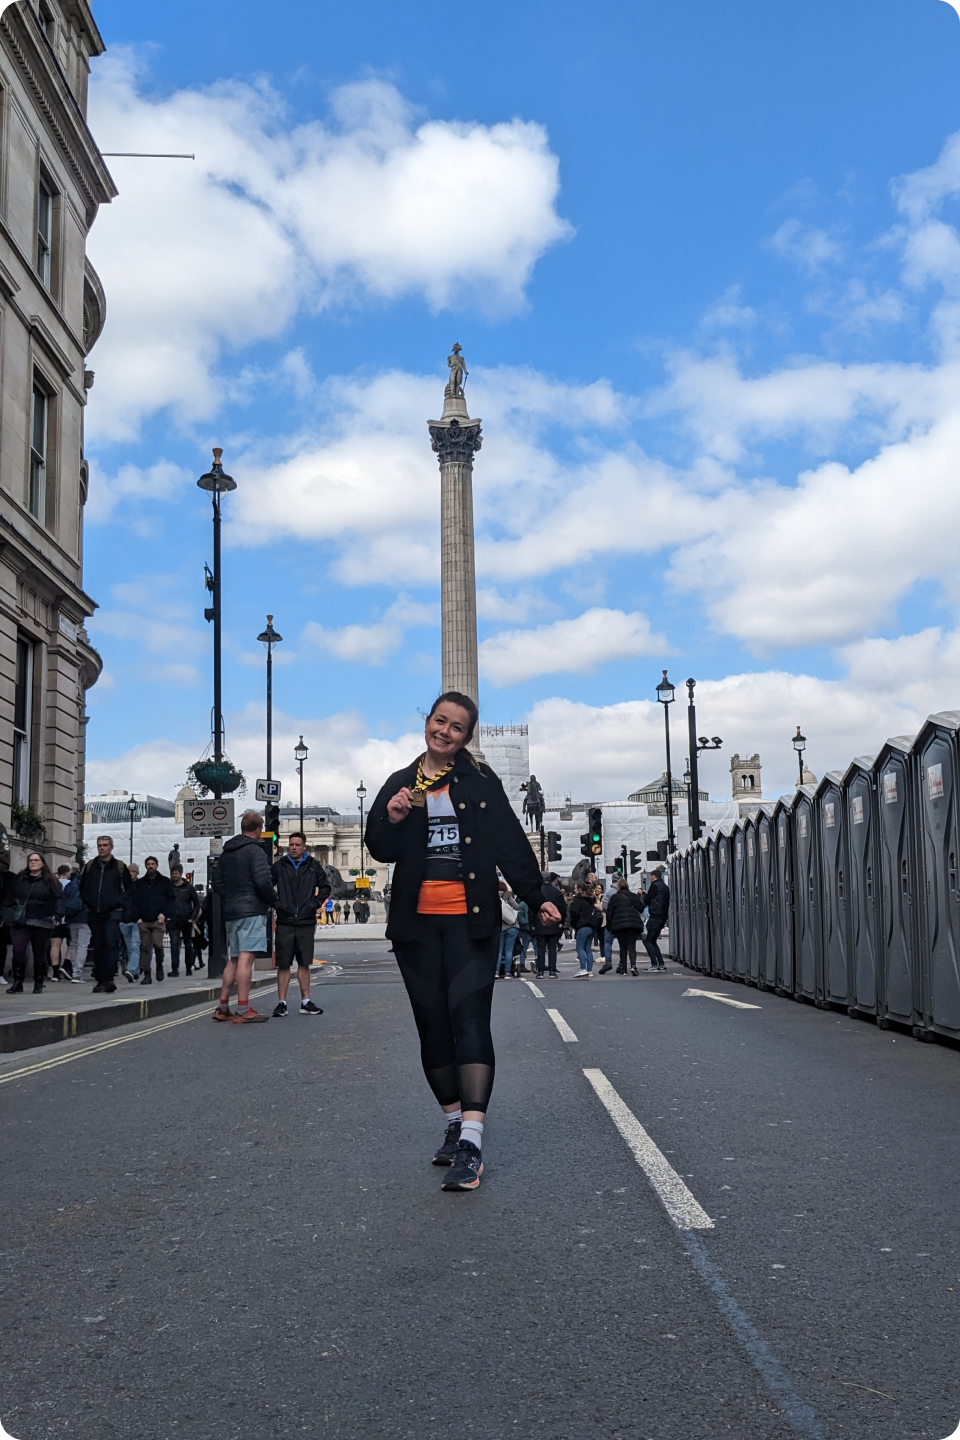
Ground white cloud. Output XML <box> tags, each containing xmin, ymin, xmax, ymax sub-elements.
<box><xmin>479</xmin><ymin>608</ymin><xmax>666</xmax><ymax>687</ymax></box>
<box><xmin>476</xmin><ymin>587</ymin><xmax>555</xmax><ymax>622</ymax></box>
<box><xmin>769</xmin><ymin>219</ymin><xmax>843</xmax><ymax>274</ymax></box>
<box><xmin>85</xmin><ymin>57</ymin><xmax>570</xmax><ymax>440</ymax></box>
<box><xmin>302</xmin><ymin>595</ymin><xmax>438</xmax><ymax>664</ymax></box>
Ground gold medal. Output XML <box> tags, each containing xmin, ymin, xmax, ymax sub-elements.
<box><xmin>409</xmin><ymin>754</ymin><xmax>454</xmax><ymax>808</ymax></box>
<box><xmin>409</xmin><ymin>790</ymin><xmax>426</xmax><ymax>807</ymax></box>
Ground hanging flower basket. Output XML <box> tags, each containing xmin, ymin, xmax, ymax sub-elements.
<box><xmin>188</xmin><ymin>760</ymin><xmax>246</xmax><ymax>796</ymax></box>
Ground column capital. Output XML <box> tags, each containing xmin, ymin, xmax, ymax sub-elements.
<box><xmin>428</xmin><ymin>417</ymin><xmax>483</xmax><ymax>465</ymax></box>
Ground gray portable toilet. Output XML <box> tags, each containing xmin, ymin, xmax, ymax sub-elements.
<box><xmin>816</xmin><ymin>771</ymin><xmax>851</xmax><ymax>1009</ymax></box>
<box><xmin>707</xmin><ymin>836</ymin><xmax>724</xmax><ymax>977</ymax></box>
<box><xmin>756</xmin><ymin>805</ymin><xmax>779</xmax><ymax>990</ymax></box>
<box><xmin>743</xmin><ymin>816</ymin><xmax>761</xmax><ymax>984</ymax></box>
<box><xmin>842</xmin><ymin>755</ymin><xmax>879</xmax><ymax>1018</ymax></box>
<box><xmin>697</xmin><ymin>841</ymin><xmax>714</xmax><ymax>975</ymax></box>
<box><xmin>673</xmin><ymin>853</ymin><xmax>690</xmax><ymax>968</ymax></box>
<box><xmin>715</xmin><ymin>827</ymin><xmax>736</xmax><ymax>979</ymax></box>
<box><xmin>792</xmin><ymin>785</ymin><xmax>821</xmax><ymax>1002</ymax></box>
<box><xmin>874</xmin><ymin>734</ymin><xmax>920</xmax><ymax>1030</ymax></box>
<box><xmin>773</xmin><ymin>796</ymin><xmax>796</xmax><ymax>995</ymax></box>
<box><xmin>688</xmin><ymin>842</ymin><xmax>708</xmax><ymax>975</ymax></box>
<box><xmin>732</xmin><ymin>823</ymin><xmax>750</xmax><ymax>981</ymax></box>
<box><xmin>914</xmin><ymin>711</ymin><xmax>960</xmax><ymax>1042</ymax></box>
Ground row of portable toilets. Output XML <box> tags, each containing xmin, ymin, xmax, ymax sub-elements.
<box><xmin>669</xmin><ymin>710</ymin><xmax>960</xmax><ymax>1044</ymax></box>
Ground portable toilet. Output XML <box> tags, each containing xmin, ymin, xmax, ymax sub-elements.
<box><xmin>773</xmin><ymin>795</ymin><xmax>796</xmax><ymax>996</ymax></box>
<box><xmin>743</xmin><ymin>816</ymin><xmax>761</xmax><ymax>984</ymax></box>
<box><xmin>732</xmin><ymin>822</ymin><xmax>750</xmax><ymax>981</ymax></box>
<box><xmin>756</xmin><ymin>805</ymin><xmax>779</xmax><ymax>990</ymax></box>
<box><xmin>706</xmin><ymin>836</ymin><xmax>724</xmax><ymax>977</ymax></box>
<box><xmin>873</xmin><ymin>734</ymin><xmax>920</xmax><ymax>1030</ymax></box>
<box><xmin>792</xmin><ymin>785</ymin><xmax>821</xmax><ymax>1002</ymax></box>
<box><xmin>842</xmin><ymin>755</ymin><xmax>879</xmax><ymax>1018</ymax></box>
<box><xmin>714</xmin><ymin>826</ymin><xmax>736</xmax><ymax>979</ymax></box>
<box><xmin>914</xmin><ymin>711</ymin><xmax>960</xmax><ymax>1042</ymax></box>
<box><xmin>816</xmin><ymin>771</ymin><xmax>851</xmax><ymax>1010</ymax></box>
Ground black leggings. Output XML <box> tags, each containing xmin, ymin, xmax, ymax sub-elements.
<box><xmin>617</xmin><ymin>932</ymin><xmax>641</xmax><ymax>969</ymax></box>
<box><xmin>393</xmin><ymin>914</ymin><xmax>499</xmax><ymax>1114</ymax></box>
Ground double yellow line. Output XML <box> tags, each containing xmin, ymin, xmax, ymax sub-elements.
<box><xmin>0</xmin><ymin>1006</ymin><xmax>211</xmax><ymax>1086</ymax></box>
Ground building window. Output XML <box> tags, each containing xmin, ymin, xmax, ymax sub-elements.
<box><xmin>13</xmin><ymin>637</ymin><xmax>34</xmax><ymax>805</ymax></box>
<box><xmin>38</xmin><ymin>0</ymin><xmax>56</xmax><ymax>41</ymax></box>
<box><xmin>340</xmin><ymin>851</ymin><xmax>349</xmax><ymax>868</ymax></box>
<box><xmin>29</xmin><ymin>382</ymin><xmax>48</xmax><ymax>522</ymax></box>
<box><xmin>37</xmin><ymin>176</ymin><xmax>53</xmax><ymax>286</ymax></box>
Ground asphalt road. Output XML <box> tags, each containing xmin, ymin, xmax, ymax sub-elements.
<box><xmin>0</xmin><ymin>940</ymin><xmax>957</xmax><ymax>1440</ymax></box>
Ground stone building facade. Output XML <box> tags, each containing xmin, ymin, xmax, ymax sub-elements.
<box><xmin>0</xmin><ymin>0</ymin><xmax>115</xmax><ymax>870</ymax></box>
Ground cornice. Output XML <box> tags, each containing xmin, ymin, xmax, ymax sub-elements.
<box><xmin>1</xmin><ymin>7</ymin><xmax>117</xmax><ymax>221</ymax></box>
<box><xmin>29</xmin><ymin>312</ymin><xmax>75</xmax><ymax>378</ymax></box>
<box><xmin>0</xmin><ymin>510</ymin><xmax>97</xmax><ymax>615</ymax></box>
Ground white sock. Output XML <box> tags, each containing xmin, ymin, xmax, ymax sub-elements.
<box><xmin>443</xmin><ymin>1109</ymin><xmax>462</xmax><ymax>1128</ymax></box>
<box><xmin>460</xmin><ymin>1119</ymin><xmax>483</xmax><ymax>1151</ymax></box>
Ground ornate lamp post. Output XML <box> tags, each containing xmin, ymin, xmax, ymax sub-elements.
<box><xmin>197</xmin><ymin>448</ymin><xmax>237</xmax><ymax>801</ymax></box>
<box><xmin>127</xmin><ymin>796</ymin><xmax>137</xmax><ymax>866</ymax></box>
<box><xmin>793</xmin><ymin>726</ymin><xmax>807</xmax><ymax>786</ymax></box>
<box><xmin>656</xmin><ymin>670</ymin><xmax>677</xmax><ymax>854</ymax></box>
<box><xmin>294</xmin><ymin>736</ymin><xmax>308</xmax><ymax>832</ymax></box>
<box><xmin>685</xmin><ymin>678</ymin><xmax>722</xmax><ymax>841</ymax></box>
<box><xmin>357</xmin><ymin>780</ymin><xmax>367</xmax><ymax>881</ymax></box>
<box><xmin>257</xmin><ymin>616</ymin><xmax>282</xmax><ymax>781</ymax></box>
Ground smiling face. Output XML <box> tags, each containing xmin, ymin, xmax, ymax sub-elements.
<box><xmin>424</xmin><ymin>702</ymin><xmax>473</xmax><ymax>762</ymax></box>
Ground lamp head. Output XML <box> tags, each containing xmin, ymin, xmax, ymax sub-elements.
<box><xmin>356</xmin><ymin>781</ymin><xmax>367</xmax><ymax>802</ymax></box>
<box><xmin>793</xmin><ymin>726</ymin><xmax>806</xmax><ymax>753</ymax></box>
<box><xmin>294</xmin><ymin>735</ymin><xmax>308</xmax><ymax>763</ymax></box>
<box><xmin>197</xmin><ymin>447</ymin><xmax>237</xmax><ymax>494</ymax></box>
<box><xmin>257</xmin><ymin>614</ymin><xmax>283</xmax><ymax>647</ymax></box>
<box><xmin>656</xmin><ymin>669</ymin><xmax>675</xmax><ymax>705</ymax></box>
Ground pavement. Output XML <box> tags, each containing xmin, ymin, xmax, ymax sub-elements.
<box><xmin>0</xmin><ymin>935</ymin><xmax>957</xmax><ymax>1440</ymax></box>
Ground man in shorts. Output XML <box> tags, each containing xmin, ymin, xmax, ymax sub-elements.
<box><xmin>270</xmin><ymin>831</ymin><xmax>329</xmax><ymax>1017</ymax></box>
<box><xmin>211</xmin><ymin>810</ymin><xmax>275</xmax><ymax>1023</ymax></box>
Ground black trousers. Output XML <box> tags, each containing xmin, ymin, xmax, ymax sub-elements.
<box><xmin>643</xmin><ymin>917</ymin><xmax>667</xmax><ymax>967</ymax></box>
<box><xmin>393</xmin><ymin>914</ymin><xmax>499</xmax><ymax>1113</ymax></box>
<box><xmin>616</xmin><ymin>932</ymin><xmax>641</xmax><ymax>969</ymax></box>
<box><xmin>89</xmin><ymin>911</ymin><xmax>121</xmax><ymax>983</ymax></box>
<box><xmin>535</xmin><ymin>935</ymin><xmax>559</xmax><ymax>975</ymax></box>
<box><xmin>167</xmin><ymin>921</ymin><xmax>195</xmax><ymax>972</ymax></box>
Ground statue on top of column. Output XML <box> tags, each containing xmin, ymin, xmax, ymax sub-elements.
<box><xmin>444</xmin><ymin>343</ymin><xmax>468</xmax><ymax>399</ymax></box>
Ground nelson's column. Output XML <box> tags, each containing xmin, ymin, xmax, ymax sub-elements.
<box><xmin>428</xmin><ymin>344</ymin><xmax>483</xmax><ymax>714</ymax></box>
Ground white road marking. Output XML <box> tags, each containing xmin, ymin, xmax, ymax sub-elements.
<box><xmin>683</xmin><ymin>988</ymin><xmax>761</xmax><ymax>1010</ymax></box>
<box><xmin>546</xmin><ymin>1009</ymin><xmax>578</xmax><ymax>1042</ymax></box>
<box><xmin>522</xmin><ymin>980</ymin><xmax>544</xmax><ymax>999</ymax></box>
<box><xmin>0</xmin><ymin>1006</ymin><xmax>212</xmax><ymax>1084</ymax></box>
<box><xmin>582</xmin><ymin>1068</ymin><xmax>714</xmax><ymax>1231</ymax></box>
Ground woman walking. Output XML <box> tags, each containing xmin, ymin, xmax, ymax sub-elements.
<box><xmin>601</xmin><ymin>877</ymin><xmax>646</xmax><ymax>975</ymax></box>
<box><xmin>568</xmin><ymin>882</ymin><xmax>600</xmax><ymax>978</ymax></box>
<box><xmin>7</xmin><ymin>852</ymin><xmax>62</xmax><ymax>993</ymax></box>
<box><xmin>365</xmin><ymin>691</ymin><xmax>560</xmax><ymax>1192</ymax></box>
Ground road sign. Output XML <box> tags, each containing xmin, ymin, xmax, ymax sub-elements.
<box><xmin>183</xmin><ymin>799</ymin><xmax>235</xmax><ymax>838</ymax></box>
<box><xmin>255</xmin><ymin>779</ymin><xmax>281</xmax><ymax>802</ymax></box>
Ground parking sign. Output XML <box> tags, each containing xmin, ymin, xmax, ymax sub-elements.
<box><xmin>255</xmin><ymin>779</ymin><xmax>282</xmax><ymax>802</ymax></box>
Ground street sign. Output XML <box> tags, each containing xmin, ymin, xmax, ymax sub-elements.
<box><xmin>255</xmin><ymin>778</ymin><xmax>281</xmax><ymax>802</ymax></box>
<box><xmin>184</xmin><ymin>799</ymin><xmax>235</xmax><ymax>838</ymax></box>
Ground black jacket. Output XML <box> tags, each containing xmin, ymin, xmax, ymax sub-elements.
<box><xmin>169</xmin><ymin>879</ymin><xmax>201</xmax><ymax>924</ymax></box>
<box><xmin>15</xmin><ymin>872</ymin><xmax>62</xmax><ymax>924</ymax></box>
<box><xmin>80</xmin><ymin>855</ymin><xmax>132</xmax><ymax>915</ymax></box>
<box><xmin>271</xmin><ymin>854</ymin><xmax>330</xmax><ymax>926</ymax></box>
<box><xmin>568</xmin><ymin>895</ymin><xmax>600</xmax><ymax>932</ymax></box>
<box><xmin>605</xmin><ymin>889</ymin><xmax>646</xmax><ymax>933</ymax></box>
<box><xmin>534</xmin><ymin>882</ymin><xmax>566</xmax><ymax>936</ymax></box>
<box><xmin>645</xmin><ymin>878</ymin><xmax>670</xmax><ymax>919</ymax></box>
<box><xmin>134</xmin><ymin>871</ymin><xmax>177</xmax><ymax>923</ymax></box>
<box><xmin>365</xmin><ymin>749</ymin><xmax>547</xmax><ymax>942</ymax></box>
<box><xmin>213</xmin><ymin>833</ymin><xmax>275</xmax><ymax>920</ymax></box>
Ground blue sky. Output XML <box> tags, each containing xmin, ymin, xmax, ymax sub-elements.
<box><xmin>80</xmin><ymin>0</ymin><xmax>960</xmax><ymax>807</ymax></box>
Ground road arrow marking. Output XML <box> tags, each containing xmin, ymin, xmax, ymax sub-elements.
<box><xmin>683</xmin><ymin>988</ymin><xmax>761</xmax><ymax>1010</ymax></box>
<box><xmin>546</xmin><ymin>1008</ymin><xmax>578</xmax><ymax>1042</ymax></box>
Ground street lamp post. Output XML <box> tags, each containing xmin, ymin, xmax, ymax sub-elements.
<box><xmin>685</xmin><ymin>677</ymin><xmax>722</xmax><ymax>842</ymax></box>
<box><xmin>127</xmin><ymin>796</ymin><xmax>138</xmax><ymax>866</ymax></box>
<box><xmin>257</xmin><ymin>616</ymin><xmax>282</xmax><ymax>781</ymax></box>
<box><xmin>294</xmin><ymin>736</ymin><xmax>308</xmax><ymax>832</ymax></box>
<box><xmin>357</xmin><ymin>781</ymin><xmax>367</xmax><ymax>881</ymax></box>
<box><xmin>793</xmin><ymin>726</ymin><xmax>807</xmax><ymax>786</ymax></box>
<box><xmin>197</xmin><ymin>448</ymin><xmax>237</xmax><ymax>801</ymax></box>
<box><xmin>656</xmin><ymin>670</ymin><xmax>676</xmax><ymax>854</ymax></box>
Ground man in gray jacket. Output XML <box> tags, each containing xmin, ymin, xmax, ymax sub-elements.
<box><xmin>211</xmin><ymin>810</ymin><xmax>275</xmax><ymax>1024</ymax></box>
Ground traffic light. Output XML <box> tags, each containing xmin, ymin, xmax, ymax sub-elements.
<box><xmin>580</xmin><ymin>833</ymin><xmax>592</xmax><ymax>858</ymax></box>
<box><xmin>588</xmin><ymin>807</ymin><xmax>602</xmax><ymax>856</ymax></box>
<box><xmin>264</xmin><ymin>802</ymin><xmax>280</xmax><ymax>838</ymax></box>
<box><xmin>629</xmin><ymin>850</ymin><xmax>643</xmax><ymax>874</ymax></box>
<box><xmin>547</xmin><ymin>831</ymin><xmax>562</xmax><ymax>863</ymax></box>
<box><xmin>646</xmin><ymin>840</ymin><xmax>669</xmax><ymax>862</ymax></box>
<box><xmin>613</xmin><ymin>855</ymin><xmax>624</xmax><ymax>877</ymax></box>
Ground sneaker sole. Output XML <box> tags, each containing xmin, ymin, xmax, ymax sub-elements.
<box><xmin>442</xmin><ymin>1163</ymin><xmax>483</xmax><ymax>1191</ymax></box>
<box><xmin>432</xmin><ymin>1155</ymin><xmax>456</xmax><ymax>1166</ymax></box>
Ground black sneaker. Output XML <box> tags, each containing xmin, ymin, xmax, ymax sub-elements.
<box><xmin>441</xmin><ymin>1139</ymin><xmax>483</xmax><ymax>1191</ymax></box>
<box><xmin>300</xmin><ymin>1000</ymin><xmax>323</xmax><ymax>1015</ymax></box>
<box><xmin>432</xmin><ymin>1120</ymin><xmax>462</xmax><ymax>1166</ymax></box>
<box><xmin>92</xmin><ymin>982</ymin><xmax>106</xmax><ymax>993</ymax></box>
<box><xmin>156</xmin><ymin>964</ymin><xmax>164</xmax><ymax>981</ymax></box>
<box><xmin>6</xmin><ymin>980</ymin><xmax>23</xmax><ymax>994</ymax></box>
<box><xmin>272</xmin><ymin>1001</ymin><xmax>288</xmax><ymax>1018</ymax></box>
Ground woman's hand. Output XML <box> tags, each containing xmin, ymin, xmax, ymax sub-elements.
<box><xmin>539</xmin><ymin>901</ymin><xmax>562</xmax><ymax>925</ymax></box>
<box><xmin>387</xmin><ymin>788</ymin><xmax>415</xmax><ymax>824</ymax></box>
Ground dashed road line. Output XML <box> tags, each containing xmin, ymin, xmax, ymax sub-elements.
<box><xmin>522</xmin><ymin>979</ymin><xmax>545</xmax><ymax>999</ymax></box>
<box><xmin>546</xmin><ymin>1008</ymin><xmax>578</xmax><ymax>1042</ymax></box>
<box><xmin>683</xmin><ymin>988</ymin><xmax>762</xmax><ymax>1010</ymax></box>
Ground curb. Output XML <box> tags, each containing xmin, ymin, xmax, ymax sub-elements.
<box><xmin>0</xmin><ymin>975</ymin><xmax>276</xmax><ymax>1056</ymax></box>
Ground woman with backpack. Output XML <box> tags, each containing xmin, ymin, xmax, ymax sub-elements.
<box><xmin>600</xmin><ymin>877</ymin><xmax>646</xmax><ymax>976</ymax></box>
<box><xmin>568</xmin><ymin>881</ymin><xmax>601</xmax><ymax>978</ymax></box>
<box><xmin>6</xmin><ymin>852</ymin><xmax>63</xmax><ymax>994</ymax></box>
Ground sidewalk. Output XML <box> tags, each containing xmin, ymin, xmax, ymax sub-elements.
<box><xmin>313</xmin><ymin>922</ymin><xmax>388</xmax><ymax>942</ymax></box>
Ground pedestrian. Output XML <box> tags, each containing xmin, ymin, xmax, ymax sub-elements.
<box><xmin>342</xmin><ymin>898</ymin><xmax>351</xmax><ymax>923</ymax></box>
<box><xmin>352</xmin><ymin>896</ymin><xmax>363</xmax><ymax>924</ymax></box>
<box><xmin>135</xmin><ymin>857</ymin><xmax>176</xmax><ymax>984</ymax></box>
<box><xmin>48</xmin><ymin>865</ymin><xmax>73</xmax><ymax>981</ymax></box>
<box><xmin>61</xmin><ymin>867</ymin><xmax>89</xmax><ymax>983</ymax></box>
<box><xmin>514</xmin><ymin>897</ymin><xmax>534</xmax><ymax>971</ymax></box>
<box><xmin>534</xmin><ymin>872</ymin><xmax>566</xmax><ymax>978</ymax></box>
<box><xmin>333</xmin><ymin>901</ymin><xmax>342</xmax><ymax>925</ymax></box>
<box><xmin>6</xmin><ymin>852</ymin><xmax>62</xmax><ymax>993</ymax></box>
<box><xmin>211</xmin><ymin>810</ymin><xmax>275</xmax><ymax>1023</ymax></box>
<box><xmin>324</xmin><ymin>896</ymin><xmax>335</xmax><ymax>926</ymax></box>
<box><xmin>496</xmin><ymin>882</ymin><xmax>519</xmax><ymax>978</ymax></box>
<box><xmin>270</xmin><ymin>830</ymin><xmax>328</xmax><ymax>1018</ymax></box>
<box><xmin>568</xmin><ymin>881</ymin><xmax>601</xmax><ymax>978</ymax></box>
<box><xmin>79</xmin><ymin>836</ymin><xmax>132</xmax><ymax>992</ymax></box>
<box><xmin>0</xmin><ymin>853</ymin><xmax>16</xmax><ymax>984</ymax></box>
<box><xmin>365</xmin><ymin>690</ymin><xmax>560</xmax><ymax>1192</ymax></box>
<box><xmin>599</xmin><ymin>877</ymin><xmax>618</xmax><ymax>969</ymax></box>
<box><xmin>119</xmin><ymin>863</ymin><xmax>140</xmax><ymax>981</ymax></box>
<box><xmin>167</xmin><ymin>864</ymin><xmax>201</xmax><ymax>976</ymax></box>
<box><xmin>642</xmin><ymin>867</ymin><xmax>670</xmax><ymax>972</ymax></box>
<box><xmin>602</xmin><ymin>877</ymin><xmax>646</xmax><ymax>975</ymax></box>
